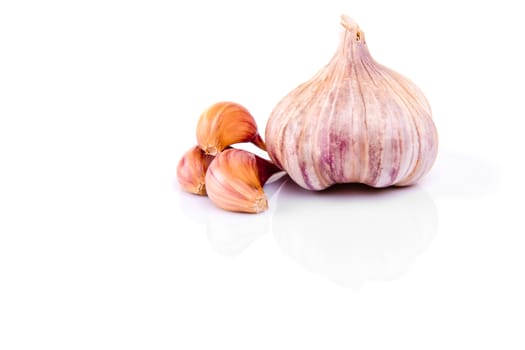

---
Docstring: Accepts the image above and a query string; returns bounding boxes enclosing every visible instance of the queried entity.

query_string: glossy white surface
[1,1,524,349]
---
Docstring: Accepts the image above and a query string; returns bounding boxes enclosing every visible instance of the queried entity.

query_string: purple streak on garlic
[265,15,438,190]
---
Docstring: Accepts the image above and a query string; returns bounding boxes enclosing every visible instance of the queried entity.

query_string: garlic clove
[177,145,215,195]
[196,101,266,155]
[265,15,438,191]
[205,148,280,213]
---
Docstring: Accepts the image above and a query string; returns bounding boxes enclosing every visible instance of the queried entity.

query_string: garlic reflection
[205,210,270,256]
[272,177,438,289]
[179,176,285,256]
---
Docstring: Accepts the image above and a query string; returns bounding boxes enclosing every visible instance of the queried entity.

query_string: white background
[1,0,524,349]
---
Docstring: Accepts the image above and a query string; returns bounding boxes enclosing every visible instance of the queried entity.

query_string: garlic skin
[177,145,215,195]
[205,149,280,213]
[197,101,266,155]
[265,15,438,190]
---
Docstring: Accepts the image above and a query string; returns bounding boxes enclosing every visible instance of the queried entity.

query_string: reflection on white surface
[206,210,270,256]
[179,174,438,287]
[272,178,439,289]
[178,176,286,256]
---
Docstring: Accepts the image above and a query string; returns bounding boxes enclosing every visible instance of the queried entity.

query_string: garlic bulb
[265,15,438,190]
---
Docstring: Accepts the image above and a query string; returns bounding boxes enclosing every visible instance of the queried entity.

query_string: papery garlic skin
[205,149,280,213]
[197,101,266,155]
[177,145,215,195]
[265,15,438,190]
